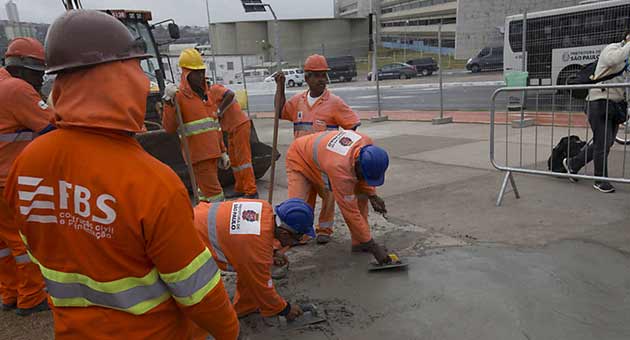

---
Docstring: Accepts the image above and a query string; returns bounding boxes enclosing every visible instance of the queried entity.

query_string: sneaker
[593,181,615,193]
[15,299,49,317]
[244,192,259,199]
[1,302,16,311]
[316,234,331,244]
[224,191,245,199]
[562,158,578,183]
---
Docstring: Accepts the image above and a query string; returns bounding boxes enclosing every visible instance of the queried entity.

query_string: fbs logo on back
[17,176,117,226]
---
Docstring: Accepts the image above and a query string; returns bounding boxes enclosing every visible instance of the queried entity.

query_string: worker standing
[0,37,54,316]
[4,11,239,339]
[194,198,314,320]
[274,54,361,244]
[285,130,391,264]
[207,83,258,199]
[162,48,230,203]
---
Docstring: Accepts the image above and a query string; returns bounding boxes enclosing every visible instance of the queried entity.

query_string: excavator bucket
[136,119,276,201]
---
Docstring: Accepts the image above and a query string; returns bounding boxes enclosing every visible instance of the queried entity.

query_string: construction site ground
[2,119,630,340]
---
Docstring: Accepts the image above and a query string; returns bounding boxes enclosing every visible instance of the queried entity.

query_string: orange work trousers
[306,190,335,236]
[193,158,224,202]
[0,196,47,309]
[287,169,369,245]
[228,121,257,196]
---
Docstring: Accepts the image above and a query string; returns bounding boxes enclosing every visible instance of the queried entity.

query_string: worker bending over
[194,198,314,320]
[286,130,391,264]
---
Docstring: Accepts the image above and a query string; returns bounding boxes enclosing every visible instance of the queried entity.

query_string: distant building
[5,0,19,22]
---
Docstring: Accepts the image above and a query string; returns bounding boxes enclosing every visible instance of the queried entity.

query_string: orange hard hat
[304,54,329,72]
[4,37,45,71]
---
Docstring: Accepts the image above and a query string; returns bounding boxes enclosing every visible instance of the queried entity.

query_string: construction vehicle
[57,1,275,196]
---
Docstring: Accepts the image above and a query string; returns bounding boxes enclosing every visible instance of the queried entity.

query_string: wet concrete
[245,239,630,340]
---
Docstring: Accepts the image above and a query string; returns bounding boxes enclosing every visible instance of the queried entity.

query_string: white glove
[163,84,179,104]
[219,153,231,170]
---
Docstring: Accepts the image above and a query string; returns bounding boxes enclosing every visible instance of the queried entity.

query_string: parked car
[466,46,503,73]
[367,63,417,80]
[264,68,304,87]
[327,55,357,82]
[406,57,439,76]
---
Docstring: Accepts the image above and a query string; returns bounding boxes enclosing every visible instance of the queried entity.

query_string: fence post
[370,0,388,123]
[432,20,452,125]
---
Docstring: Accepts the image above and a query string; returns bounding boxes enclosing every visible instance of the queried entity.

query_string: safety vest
[205,203,235,272]
[0,131,35,142]
[18,231,222,316]
[183,117,221,136]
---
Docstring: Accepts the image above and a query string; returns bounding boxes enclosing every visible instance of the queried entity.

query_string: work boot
[15,299,49,317]
[316,234,331,244]
[244,192,259,199]
[224,190,245,199]
[1,302,16,311]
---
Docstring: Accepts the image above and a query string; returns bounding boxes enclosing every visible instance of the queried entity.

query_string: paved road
[249,82,504,112]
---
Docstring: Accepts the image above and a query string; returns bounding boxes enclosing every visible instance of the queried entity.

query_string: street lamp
[204,0,218,83]
[403,19,409,61]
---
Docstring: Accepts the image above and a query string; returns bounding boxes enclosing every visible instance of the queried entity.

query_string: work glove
[362,239,391,265]
[273,250,289,267]
[368,195,387,215]
[162,84,179,105]
[219,153,231,170]
[285,303,304,321]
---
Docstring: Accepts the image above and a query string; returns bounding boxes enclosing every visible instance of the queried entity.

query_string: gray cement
[242,118,630,339]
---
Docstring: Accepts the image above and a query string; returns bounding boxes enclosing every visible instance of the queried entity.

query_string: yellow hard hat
[179,48,206,70]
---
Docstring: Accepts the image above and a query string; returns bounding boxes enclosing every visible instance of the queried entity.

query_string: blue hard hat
[359,145,389,186]
[274,198,315,238]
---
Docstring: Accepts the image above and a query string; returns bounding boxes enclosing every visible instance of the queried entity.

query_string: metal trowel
[279,304,327,330]
[368,252,409,272]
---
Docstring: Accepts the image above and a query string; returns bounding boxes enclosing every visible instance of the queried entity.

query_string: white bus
[504,0,630,87]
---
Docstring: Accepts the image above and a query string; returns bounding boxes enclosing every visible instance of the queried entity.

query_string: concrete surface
[3,119,630,340]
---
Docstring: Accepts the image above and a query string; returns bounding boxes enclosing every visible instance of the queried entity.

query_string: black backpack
[567,61,627,99]
[547,135,587,172]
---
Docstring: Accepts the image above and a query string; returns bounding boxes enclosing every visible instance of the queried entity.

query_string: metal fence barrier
[490,82,630,206]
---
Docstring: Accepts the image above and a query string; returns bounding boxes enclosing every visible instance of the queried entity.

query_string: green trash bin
[505,71,528,87]
[505,71,528,111]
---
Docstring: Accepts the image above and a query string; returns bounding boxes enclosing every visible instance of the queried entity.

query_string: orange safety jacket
[0,67,55,188]
[281,89,360,139]
[163,69,225,164]
[207,84,250,133]
[3,60,238,340]
[193,200,287,317]
[286,130,377,242]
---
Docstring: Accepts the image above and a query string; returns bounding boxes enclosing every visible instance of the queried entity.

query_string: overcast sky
[2,0,335,26]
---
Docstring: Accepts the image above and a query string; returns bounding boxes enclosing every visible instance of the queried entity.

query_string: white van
[264,68,305,87]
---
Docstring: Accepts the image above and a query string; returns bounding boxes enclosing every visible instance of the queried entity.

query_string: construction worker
[285,129,392,264]
[207,83,258,199]
[3,10,239,339]
[274,54,361,244]
[193,198,314,320]
[162,48,230,203]
[0,37,53,316]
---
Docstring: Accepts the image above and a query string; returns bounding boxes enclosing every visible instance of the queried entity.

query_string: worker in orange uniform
[274,54,361,245]
[162,48,230,203]
[0,37,54,316]
[194,198,314,320]
[3,11,239,339]
[285,129,391,264]
[207,84,258,198]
